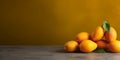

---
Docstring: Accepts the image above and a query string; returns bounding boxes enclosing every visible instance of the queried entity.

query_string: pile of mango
[64,21,120,53]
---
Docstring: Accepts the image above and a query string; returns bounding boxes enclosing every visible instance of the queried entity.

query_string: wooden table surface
[0,46,120,60]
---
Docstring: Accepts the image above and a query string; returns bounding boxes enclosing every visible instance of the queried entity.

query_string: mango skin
[64,41,78,52]
[107,40,120,53]
[91,26,104,41]
[105,27,117,42]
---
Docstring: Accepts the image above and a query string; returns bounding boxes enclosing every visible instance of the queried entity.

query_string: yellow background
[0,0,120,45]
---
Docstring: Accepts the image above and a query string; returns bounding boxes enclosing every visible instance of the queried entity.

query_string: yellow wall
[0,0,120,45]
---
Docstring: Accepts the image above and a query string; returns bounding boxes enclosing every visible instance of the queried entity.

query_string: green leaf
[102,20,110,32]
[93,48,106,53]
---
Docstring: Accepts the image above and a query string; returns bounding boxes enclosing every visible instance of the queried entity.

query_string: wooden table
[0,46,120,60]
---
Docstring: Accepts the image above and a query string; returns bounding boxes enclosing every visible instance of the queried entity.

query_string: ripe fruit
[79,40,97,53]
[107,40,120,53]
[91,26,104,41]
[96,40,107,48]
[63,20,120,53]
[76,32,90,43]
[64,40,78,52]
[105,27,117,42]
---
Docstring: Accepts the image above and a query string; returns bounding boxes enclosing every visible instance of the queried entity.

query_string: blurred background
[0,0,120,45]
